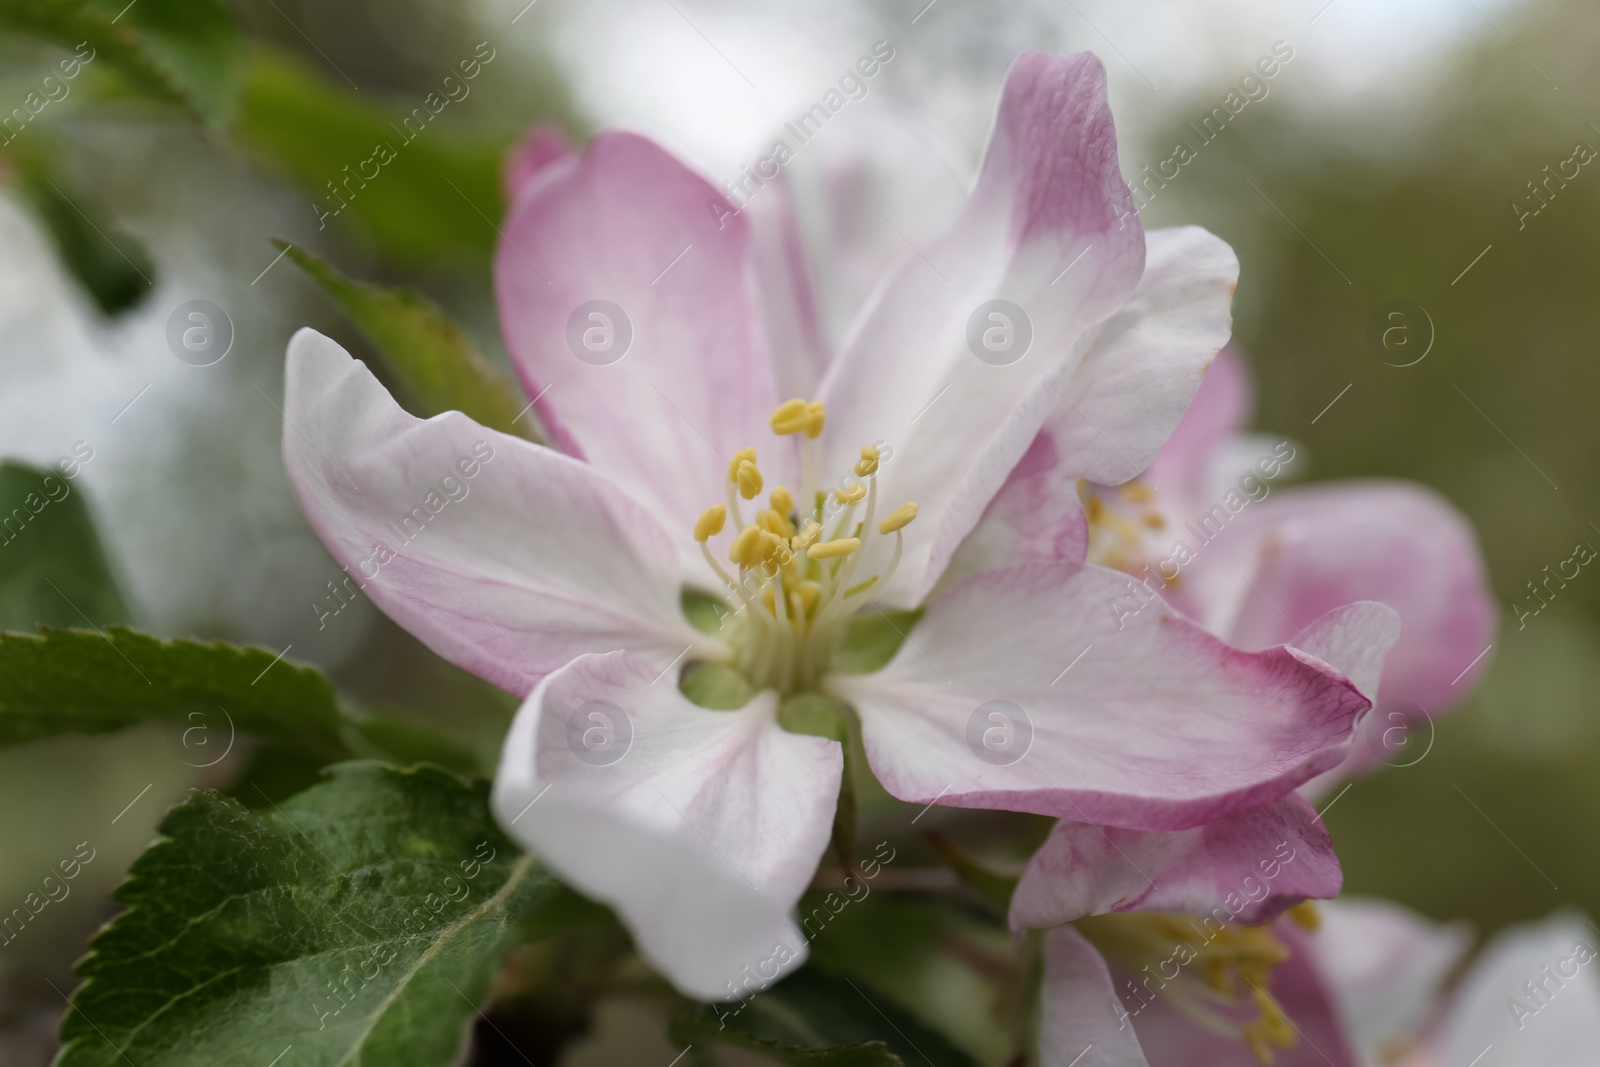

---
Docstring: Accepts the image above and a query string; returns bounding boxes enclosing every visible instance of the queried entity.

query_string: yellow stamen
[792,521,821,552]
[853,444,881,477]
[769,399,811,436]
[804,401,826,439]
[878,501,918,535]
[1122,480,1154,503]
[729,525,764,568]
[808,537,861,561]
[736,460,764,500]
[757,508,796,539]
[1286,901,1321,932]
[770,485,794,517]
[693,504,727,543]
[726,446,757,482]
[833,481,867,505]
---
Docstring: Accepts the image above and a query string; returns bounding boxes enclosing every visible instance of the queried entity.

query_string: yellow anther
[729,524,764,568]
[769,485,794,517]
[792,522,821,552]
[1242,1024,1273,1065]
[693,504,727,543]
[805,401,826,438]
[878,501,918,535]
[1286,901,1321,932]
[757,508,795,539]
[1143,512,1166,529]
[853,444,881,477]
[726,446,757,482]
[1122,480,1154,503]
[807,537,861,561]
[833,481,867,505]
[796,580,822,613]
[736,460,764,501]
[769,398,812,436]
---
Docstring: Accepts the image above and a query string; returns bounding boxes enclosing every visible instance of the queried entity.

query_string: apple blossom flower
[281,51,1375,1001]
[1067,898,1600,1067]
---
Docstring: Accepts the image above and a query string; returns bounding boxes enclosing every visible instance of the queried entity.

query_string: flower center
[1082,478,1169,578]
[691,399,918,695]
[1074,904,1319,1065]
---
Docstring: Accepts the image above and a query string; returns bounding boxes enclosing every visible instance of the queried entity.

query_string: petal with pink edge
[1200,481,1495,710]
[491,651,841,1002]
[830,562,1370,831]
[1038,926,1151,1066]
[495,131,789,566]
[282,329,716,696]
[1010,795,1341,931]
[503,124,574,206]
[1042,226,1239,486]
[817,51,1146,607]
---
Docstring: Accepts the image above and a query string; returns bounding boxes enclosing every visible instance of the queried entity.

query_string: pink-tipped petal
[1143,346,1254,505]
[818,51,1146,607]
[1011,796,1342,931]
[491,651,841,1002]
[503,124,575,206]
[495,131,790,565]
[1039,926,1152,1067]
[1193,481,1494,787]
[1044,226,1239,486]
[831,562,1370,831]
[281,329,715,696]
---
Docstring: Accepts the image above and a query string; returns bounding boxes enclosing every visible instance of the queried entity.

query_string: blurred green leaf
[0,460,129,630]
[705,967,977,1067]
[924,831,1019,916]
[56,762,555,1067]
[670,1011,903,1067]
[348,708,483,777]
[238,49,506,264]
[0,0,243,125]
[0,627,349,762]
[13,159,153,314]
[280,242,534,438]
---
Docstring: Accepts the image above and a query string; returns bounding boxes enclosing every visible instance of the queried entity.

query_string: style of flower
[282,51,1375,1001]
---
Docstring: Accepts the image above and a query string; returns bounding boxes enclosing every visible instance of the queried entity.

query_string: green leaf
[56,762,557,1067]
[832,608,924,674]
[924,831,1020,916]
[280,242,534,439]
[236,50,509,264]
[682,588,735,635]
[670,1011,902,1066]
[348,709,484,778]
[680,661,756,710]
[0,0,243,125]
[13,158,154,315]
[0,461,130,630]
[0,627,348,762]
[706,968,976,1067]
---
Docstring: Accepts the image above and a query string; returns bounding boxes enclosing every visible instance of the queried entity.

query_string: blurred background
[0,0,1595,1060]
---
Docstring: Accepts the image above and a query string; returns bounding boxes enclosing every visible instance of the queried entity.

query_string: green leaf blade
[57,762,556,1067]
[0,627,347,761]
[281,243,534,440]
